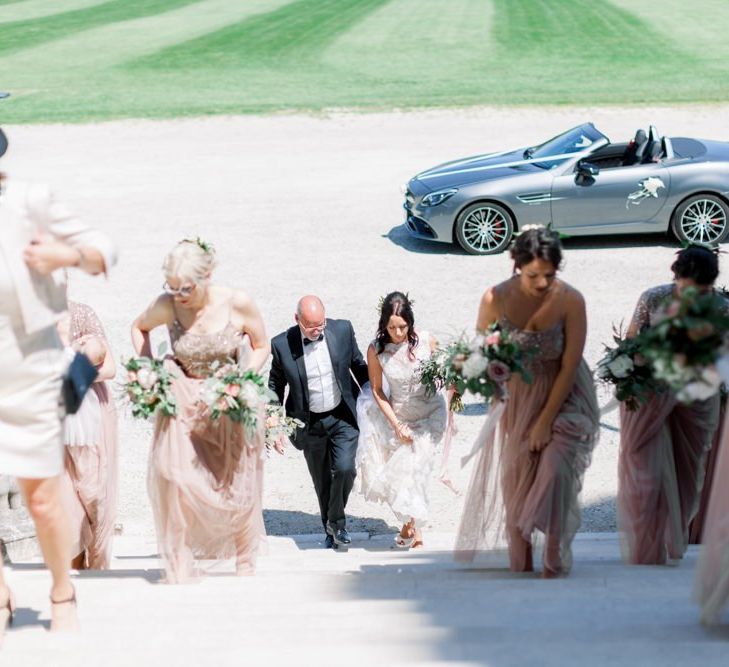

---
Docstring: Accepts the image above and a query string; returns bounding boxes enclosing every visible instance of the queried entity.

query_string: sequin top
[500,316,565,375]
[168,319,242,379]
[629,284,675,332]
[68,301,107,343]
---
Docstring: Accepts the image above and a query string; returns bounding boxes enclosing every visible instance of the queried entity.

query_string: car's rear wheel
[455,202,514,255]
[671,194,729,245]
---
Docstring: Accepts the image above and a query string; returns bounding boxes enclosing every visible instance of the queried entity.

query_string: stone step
[1,533,726,666]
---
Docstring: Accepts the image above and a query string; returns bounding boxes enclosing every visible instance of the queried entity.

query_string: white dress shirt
[302,333,341,413]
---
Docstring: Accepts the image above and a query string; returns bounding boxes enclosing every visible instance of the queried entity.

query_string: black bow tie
[304,334,324,346]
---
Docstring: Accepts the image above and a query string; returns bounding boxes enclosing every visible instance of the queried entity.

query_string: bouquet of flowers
[596,324,663,411]
[265,405,304,451]
[637,287,729,404]
[420,323,530,406]
[123,352,177,420]
[200,361,274,436]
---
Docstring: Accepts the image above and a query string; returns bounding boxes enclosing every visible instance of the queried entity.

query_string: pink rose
[633,353,647,367]
[485,331,501,346]
[215,397,229,412]
[665,302,681,318]
[127,370,138,383]
[452,353,467,371]
[687,322,715,342]
[225,383,241,397]
[487,360,511,383]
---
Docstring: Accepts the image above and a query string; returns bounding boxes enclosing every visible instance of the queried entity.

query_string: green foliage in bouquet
[201,361,275,436]
[636,287,729,403]
[420,323,530,407]
[596,324,664,411]
[265,404,305,451]
[123,345,177,420]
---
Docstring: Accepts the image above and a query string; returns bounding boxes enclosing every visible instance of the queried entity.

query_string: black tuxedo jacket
[268,318,369,450]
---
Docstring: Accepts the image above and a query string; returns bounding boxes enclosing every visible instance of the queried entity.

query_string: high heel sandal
[0,588,15,627]
[50,586,79,632]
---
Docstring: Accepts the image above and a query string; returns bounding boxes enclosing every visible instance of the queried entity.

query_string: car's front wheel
[454,202,514,255]
[671,194,729,245]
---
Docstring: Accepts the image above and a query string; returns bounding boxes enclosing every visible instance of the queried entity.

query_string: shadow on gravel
[263,509,392,538]
[385,223,681,256]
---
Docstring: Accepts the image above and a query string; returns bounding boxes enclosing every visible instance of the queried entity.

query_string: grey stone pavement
[2,107,729,661]
[2,533,728,665]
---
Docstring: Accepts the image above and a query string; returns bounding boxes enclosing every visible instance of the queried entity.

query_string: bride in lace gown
[356,292,446,548]
[131,239,271,583]
[455,227,599,577]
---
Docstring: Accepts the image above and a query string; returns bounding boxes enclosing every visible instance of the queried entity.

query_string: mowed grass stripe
[0,0,204,56]
[0,0,293,72]
[131,0,393,68]
[320,0,493,95]
[494,0,689,62]
[0,0,107,24]
[609,0,729,62]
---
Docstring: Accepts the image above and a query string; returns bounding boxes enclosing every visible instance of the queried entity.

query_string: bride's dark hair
[375,291,419,358]
[671,245,719,286]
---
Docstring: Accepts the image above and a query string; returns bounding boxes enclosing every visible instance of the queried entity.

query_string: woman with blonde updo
[131,238,270,582]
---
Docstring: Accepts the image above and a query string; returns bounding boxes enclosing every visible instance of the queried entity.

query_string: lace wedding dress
[356,333,446,525]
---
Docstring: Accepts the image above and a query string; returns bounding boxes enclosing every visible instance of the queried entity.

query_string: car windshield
[527,125,607,164]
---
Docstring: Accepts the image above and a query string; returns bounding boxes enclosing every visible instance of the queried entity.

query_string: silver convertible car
[403,123,729,254]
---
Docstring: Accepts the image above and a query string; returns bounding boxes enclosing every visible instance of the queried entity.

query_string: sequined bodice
[169,320,242,378]
[500,317,564,374]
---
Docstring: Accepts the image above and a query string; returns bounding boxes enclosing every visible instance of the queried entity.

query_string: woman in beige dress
[131,239,270,583]
[0,135,117,640]
[58,301,118,570]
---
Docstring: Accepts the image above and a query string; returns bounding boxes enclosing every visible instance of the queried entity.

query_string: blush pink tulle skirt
[618,393,719,565]
[148,362,266,583]
[61,382,118,569]
[456,359,599,575]
[695,414,729,624]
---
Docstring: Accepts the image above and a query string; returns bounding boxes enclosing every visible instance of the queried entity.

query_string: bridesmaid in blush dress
[618,246,725,565]
[131,239,271,583]
[455,227,599,577]
[58,301,118,570]
[695,395,729,625]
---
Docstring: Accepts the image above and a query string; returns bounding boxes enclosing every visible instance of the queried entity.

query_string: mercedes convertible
[403,123,729,254]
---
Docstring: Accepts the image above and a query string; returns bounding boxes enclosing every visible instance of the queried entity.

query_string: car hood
[413,147,544,191]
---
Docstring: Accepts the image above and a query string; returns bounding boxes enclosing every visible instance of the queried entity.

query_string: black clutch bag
[62,352,99,415]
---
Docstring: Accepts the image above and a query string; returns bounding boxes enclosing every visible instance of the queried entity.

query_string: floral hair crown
[182,237,214,254]
[512,223,570,241]
[680,241,722,256]
[377,292,414,314]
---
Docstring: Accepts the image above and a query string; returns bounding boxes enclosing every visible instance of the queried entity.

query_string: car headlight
[421,188,458,207]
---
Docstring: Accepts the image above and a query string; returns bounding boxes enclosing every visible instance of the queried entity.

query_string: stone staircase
[1,533,727,665]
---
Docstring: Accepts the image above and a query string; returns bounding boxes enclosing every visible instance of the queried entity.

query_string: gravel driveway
[4,105,728,537]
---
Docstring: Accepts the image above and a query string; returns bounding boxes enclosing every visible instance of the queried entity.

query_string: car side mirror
[577,161,599,177]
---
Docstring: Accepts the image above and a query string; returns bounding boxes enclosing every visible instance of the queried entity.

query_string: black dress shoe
[324,534,334,549]
[332,527,351,546]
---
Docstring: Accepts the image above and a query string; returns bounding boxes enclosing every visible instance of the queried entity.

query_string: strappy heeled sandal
[50,586,79,632]
[0,588,15,628]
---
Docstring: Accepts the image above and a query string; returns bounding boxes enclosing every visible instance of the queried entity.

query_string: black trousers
[302,403,359,531]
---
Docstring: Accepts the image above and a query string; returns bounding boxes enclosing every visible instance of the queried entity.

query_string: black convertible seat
[622,129,648,166]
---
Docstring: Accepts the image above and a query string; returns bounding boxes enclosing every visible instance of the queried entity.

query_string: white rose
[137,368,158,390]
[607,355,634,379]
[677,379,718,403]
[462,354,489,380]
[240,382,261,407]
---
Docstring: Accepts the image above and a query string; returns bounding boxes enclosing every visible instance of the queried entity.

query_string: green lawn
[2,0,729,123]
